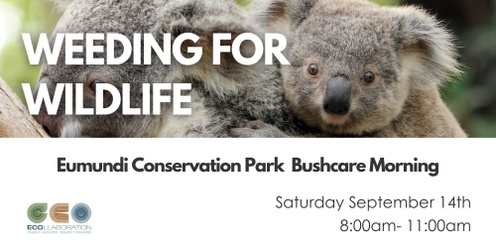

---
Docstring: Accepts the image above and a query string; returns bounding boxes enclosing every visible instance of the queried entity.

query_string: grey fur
[34,0,301,137]
[248,0,467,137]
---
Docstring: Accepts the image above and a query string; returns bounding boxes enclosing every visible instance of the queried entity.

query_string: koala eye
[364,71,375,84]
[307,64,319,76]
[88,79,104,94]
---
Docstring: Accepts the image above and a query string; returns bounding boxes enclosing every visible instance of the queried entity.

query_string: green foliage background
[0,0,58,97]
[0,0,494,137]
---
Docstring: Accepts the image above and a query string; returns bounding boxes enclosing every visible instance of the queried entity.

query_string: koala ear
[47,0,72,13]
[157,0,259,48]
[392,6,462,86]
[154,0,269,69]
[249,0,317,36]
[153,0,269,96]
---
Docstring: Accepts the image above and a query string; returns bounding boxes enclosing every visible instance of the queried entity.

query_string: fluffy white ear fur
[47,0,72,12]
[390,6,461,86]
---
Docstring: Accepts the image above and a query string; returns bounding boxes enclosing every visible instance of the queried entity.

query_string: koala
[248,0,468,137]
[33,0,302,137]
[34,0,164,137]
[150,0,302,137]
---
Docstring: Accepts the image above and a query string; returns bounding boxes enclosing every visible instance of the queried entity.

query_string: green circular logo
[27,203,47,223]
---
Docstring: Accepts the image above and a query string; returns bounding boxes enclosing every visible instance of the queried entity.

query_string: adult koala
[32,0,301,137]
[248,0,467,137]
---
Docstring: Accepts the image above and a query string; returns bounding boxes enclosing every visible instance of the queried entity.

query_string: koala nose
[34,108,62,137]
[323,77,352,116]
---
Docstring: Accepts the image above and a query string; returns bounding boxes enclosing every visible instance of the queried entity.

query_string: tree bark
[0,77,49,138]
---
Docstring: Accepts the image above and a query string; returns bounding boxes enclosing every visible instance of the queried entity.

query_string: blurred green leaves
[373,0,400,6]
[0,0,58,96]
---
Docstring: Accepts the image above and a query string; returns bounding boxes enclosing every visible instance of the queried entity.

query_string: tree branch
[0,77,49,138]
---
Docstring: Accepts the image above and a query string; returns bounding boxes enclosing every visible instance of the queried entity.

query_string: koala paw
[229,120,289,138]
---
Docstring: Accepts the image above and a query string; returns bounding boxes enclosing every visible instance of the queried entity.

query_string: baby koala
[245,0,467,137]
